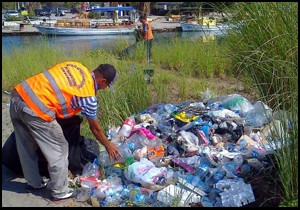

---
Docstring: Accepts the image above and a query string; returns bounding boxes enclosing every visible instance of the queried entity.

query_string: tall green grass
[119,36,232,78]
[225,2,298,206]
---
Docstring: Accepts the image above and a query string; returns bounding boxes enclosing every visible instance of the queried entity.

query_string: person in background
[9,61,121,201]
[139,16,154,62]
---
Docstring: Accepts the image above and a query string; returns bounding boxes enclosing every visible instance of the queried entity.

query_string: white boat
[34,19,136,36]
[181,18,230,32]
[181,23,225,32]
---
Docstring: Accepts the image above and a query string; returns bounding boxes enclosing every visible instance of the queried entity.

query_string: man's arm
[86,118,122,161]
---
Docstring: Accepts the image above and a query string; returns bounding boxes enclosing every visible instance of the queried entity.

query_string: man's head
[139,16,146,23]
[93,64,118,93]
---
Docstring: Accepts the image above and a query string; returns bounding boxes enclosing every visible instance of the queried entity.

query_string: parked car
[4,10,19,18]
[40,8,52,16]
[55,7,67,16]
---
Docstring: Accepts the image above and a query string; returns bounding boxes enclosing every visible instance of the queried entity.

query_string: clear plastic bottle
[195,163,210,180]
[104,184,123,197]
[120,187,130,199]
[164,103,178,117]
[213,166,226,183]
[223,162,238,178]
[105,166,123,177]
[98,145,133,167]
[81,158,101,178]
[233,154,244,167]
[118,116,136,138]
[201,197,215,207]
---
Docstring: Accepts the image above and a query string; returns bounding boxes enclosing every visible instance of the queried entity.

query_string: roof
[91,6,136,12]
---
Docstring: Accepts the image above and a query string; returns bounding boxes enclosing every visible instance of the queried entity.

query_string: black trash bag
[80,136,100,166]
[2,115,95,177]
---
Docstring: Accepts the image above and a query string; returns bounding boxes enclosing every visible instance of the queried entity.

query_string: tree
[138,2,151,18]
[27,2,42,15]
[2,2,15,10]
[110,2,119,7]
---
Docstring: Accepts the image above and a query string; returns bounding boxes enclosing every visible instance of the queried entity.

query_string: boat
[34,19,136,36]
[181,18,226,32]
[34,6,138,36]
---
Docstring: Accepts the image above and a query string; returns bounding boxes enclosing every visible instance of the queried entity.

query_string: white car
[4,10,19,18]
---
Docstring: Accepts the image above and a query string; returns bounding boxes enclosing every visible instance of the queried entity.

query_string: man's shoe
[25,181,47,193]
[51,190,76,201]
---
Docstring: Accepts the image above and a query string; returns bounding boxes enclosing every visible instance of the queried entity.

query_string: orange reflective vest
[14,61,96,121]
[142,21,153,40]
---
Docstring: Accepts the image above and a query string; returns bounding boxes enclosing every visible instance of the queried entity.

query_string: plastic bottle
[105,166,123,177]
[104,184,124,197]
[223,162,238,178]
[167,144,180,157]
[240,163,251,177]
[180,117,203,131]
[130,193,148,206]
[98,145,133,167]
[195,163,210,180]
[80,176,99,189]
[118,116,136,138]
[241,146,266,160]
[196,129,210,145]
[201,197,215,207]
[164,103,178,117]
[103,193,123,206]
[123,133,144,151]
[120,187,130,199]
[233,154,244,167]
[213,171,225,184]
[81,158,101,178]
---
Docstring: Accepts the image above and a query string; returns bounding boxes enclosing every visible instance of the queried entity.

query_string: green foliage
[279,198,298,207]
[88,12,102,19]
[2,2,15,10]
[2,36,68,91]
[225,2,298,204]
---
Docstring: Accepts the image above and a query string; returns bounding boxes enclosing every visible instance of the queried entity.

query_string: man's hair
[95,64,117,85]
[139,16,146,21]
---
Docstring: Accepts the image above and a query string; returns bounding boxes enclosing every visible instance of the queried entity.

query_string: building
[155,2,184,10]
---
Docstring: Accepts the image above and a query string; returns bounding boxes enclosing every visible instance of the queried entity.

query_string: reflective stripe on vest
[15,62,95,121]
[20,80,56,118]
[43,70,70,118]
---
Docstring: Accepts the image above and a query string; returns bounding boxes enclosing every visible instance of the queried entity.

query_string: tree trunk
[138,2,151,18]
[110,2,119,7]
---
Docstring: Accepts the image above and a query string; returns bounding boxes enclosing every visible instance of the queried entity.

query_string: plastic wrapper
[124,158,168,188]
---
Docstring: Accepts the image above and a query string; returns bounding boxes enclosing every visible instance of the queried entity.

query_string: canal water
[2,31,227,56]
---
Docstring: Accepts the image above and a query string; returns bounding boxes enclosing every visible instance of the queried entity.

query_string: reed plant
[2,34,240,134]
[2,36,68,90]
[225,2,298,206]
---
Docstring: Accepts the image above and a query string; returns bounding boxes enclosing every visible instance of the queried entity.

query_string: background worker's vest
[14,61,96,121]
[142,21,153,40]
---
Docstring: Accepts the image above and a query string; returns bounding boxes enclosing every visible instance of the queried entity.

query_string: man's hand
[105,142,123,162]
[87,118,123,161]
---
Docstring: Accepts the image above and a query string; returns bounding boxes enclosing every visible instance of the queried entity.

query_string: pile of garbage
[71,93,287,207]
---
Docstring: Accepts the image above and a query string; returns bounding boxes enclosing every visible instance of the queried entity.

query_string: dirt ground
[1,79,283,207]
